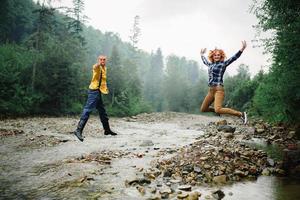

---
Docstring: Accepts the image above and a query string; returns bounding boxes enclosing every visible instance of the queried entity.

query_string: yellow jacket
[88,64,109,94]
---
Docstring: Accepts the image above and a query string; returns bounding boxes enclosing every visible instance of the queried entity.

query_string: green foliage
[251,0,300,124]
[0,0,35,44]
[0,44,40,115]
[224,64,252,111]
[34,36,85,114]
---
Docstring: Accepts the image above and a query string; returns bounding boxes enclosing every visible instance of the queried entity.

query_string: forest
[0,0,299,127]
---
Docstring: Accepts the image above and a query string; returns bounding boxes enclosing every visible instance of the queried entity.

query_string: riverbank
[0,112,299,199]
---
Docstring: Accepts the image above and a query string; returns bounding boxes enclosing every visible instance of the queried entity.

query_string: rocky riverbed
[0,112,299,200]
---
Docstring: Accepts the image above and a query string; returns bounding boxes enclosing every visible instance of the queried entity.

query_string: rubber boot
[103,121,117,136]
[74,119,87,141]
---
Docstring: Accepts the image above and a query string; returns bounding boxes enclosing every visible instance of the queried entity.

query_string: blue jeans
[80,90,109,129]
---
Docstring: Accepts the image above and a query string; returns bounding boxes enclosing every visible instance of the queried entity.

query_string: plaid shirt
[201,50,242,86]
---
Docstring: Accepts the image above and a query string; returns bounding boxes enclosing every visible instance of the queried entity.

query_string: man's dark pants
[80,89,109,130]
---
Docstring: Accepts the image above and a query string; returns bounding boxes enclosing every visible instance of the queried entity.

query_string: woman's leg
[214,88,242,117]
[200,89,215,112]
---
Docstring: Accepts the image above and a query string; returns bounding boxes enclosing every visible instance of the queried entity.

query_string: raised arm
[200,48,210,66]
[224,41,247,67]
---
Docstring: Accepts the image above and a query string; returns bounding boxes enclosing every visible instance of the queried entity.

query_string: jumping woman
[200,41,247,124]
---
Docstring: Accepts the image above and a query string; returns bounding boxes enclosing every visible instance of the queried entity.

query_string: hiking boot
[241,112,248,125]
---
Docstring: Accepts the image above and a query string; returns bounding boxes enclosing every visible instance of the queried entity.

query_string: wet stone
[267,158,275,167]
[182,171,189,175]
[212,189,225,200]
[163,169,172,177]
[188,191,201,200]
[178,185,192,191]
[159,186,172,194]
[212,175,227,184]
[193,166,201,173]
[204,164,211,169]
[177,193,188,199]
[183,165,194,173]
[256,128,265,134]
[170,179,181,184]
[262,168,271,176]
[160,192,169,199]
[217,125,236,133]
[126,178,151,186]
[215,120,228,126]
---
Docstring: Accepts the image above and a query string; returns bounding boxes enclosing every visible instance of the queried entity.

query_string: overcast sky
[54,0,270,75]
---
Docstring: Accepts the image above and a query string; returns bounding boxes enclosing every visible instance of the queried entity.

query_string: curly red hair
[208,49,226,62]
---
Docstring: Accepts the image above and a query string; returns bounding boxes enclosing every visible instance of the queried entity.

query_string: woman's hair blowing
[208,49,226,62]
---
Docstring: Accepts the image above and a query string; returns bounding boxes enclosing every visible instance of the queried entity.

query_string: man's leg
[74,90,99,141]
[96,94,117,135]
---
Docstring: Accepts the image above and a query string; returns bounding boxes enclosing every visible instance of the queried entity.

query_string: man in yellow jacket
[74,55,117,142]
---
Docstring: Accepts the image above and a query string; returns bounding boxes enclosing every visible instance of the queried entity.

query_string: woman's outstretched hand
[240,40,247,52]
[200,48,207,55]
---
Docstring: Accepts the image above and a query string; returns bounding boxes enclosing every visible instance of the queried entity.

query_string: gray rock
[163,169,172,177]
[217,125,236,133]
[183,165,194,173]
[160,192,169,199]
[194,166,202,173]
[262,168,271,176]
[267,158,275,167]
[212,189,225,200]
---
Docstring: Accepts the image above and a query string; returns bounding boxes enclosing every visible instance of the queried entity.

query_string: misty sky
[54,0,270,75]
